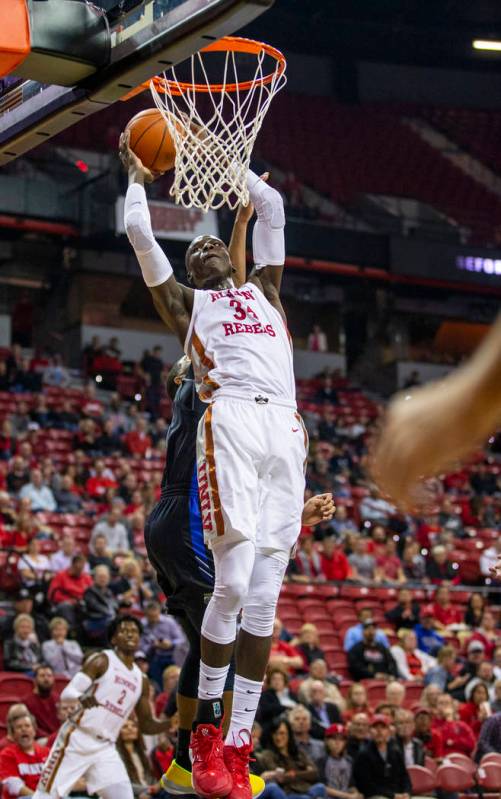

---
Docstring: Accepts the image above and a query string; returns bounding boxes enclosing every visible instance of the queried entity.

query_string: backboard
[0,0,274,167]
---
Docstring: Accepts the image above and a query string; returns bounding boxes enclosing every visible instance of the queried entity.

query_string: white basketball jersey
[78,650,143,742]
[185,282,295,402]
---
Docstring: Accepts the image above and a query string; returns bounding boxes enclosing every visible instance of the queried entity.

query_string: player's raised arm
[372,314,501,509]
[228,172,269,288]
[245,169,287,318]
[60,652,108,708]
[119,131,193,344]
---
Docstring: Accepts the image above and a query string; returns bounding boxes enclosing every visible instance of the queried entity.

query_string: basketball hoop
[149,36,286,211]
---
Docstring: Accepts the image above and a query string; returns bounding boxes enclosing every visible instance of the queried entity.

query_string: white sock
[225,674,263,747]
[198,662,230,701]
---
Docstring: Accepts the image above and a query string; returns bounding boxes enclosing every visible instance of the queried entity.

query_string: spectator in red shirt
[24,665,60,738]
[459,680,490,738]
[376,538,406,584]
[47,553,92,627]
[320,536,351,581]
[468,611,500,660]
[154,665,181,717]
[366,525,387,558]
[0,712,48,799]
[432,693,476,756]
[85,458,118,498]
[269,618,303,674]
[124,418,152,458]
[432,586,462,632]
[413,707,443,758]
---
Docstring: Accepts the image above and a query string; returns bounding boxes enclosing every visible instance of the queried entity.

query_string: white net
[149,37,287,212]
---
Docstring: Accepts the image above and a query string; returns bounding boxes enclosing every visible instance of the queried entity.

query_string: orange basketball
[125,108,177,173]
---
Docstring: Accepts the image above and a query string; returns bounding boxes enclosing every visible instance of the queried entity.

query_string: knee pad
[201,576,249,645]
[240,555,286,638]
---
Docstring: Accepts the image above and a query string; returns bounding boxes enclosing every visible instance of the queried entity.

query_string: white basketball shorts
[34,724,129,798]
[197,391,308,560]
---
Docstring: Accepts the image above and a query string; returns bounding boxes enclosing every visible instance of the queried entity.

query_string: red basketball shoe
[190,723,233,799]
[223,736,254,799]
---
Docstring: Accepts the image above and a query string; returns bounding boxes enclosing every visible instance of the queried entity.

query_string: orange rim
[122,36,286,100]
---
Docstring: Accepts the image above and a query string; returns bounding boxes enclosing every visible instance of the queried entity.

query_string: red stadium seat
[407,765,436,796]
[364,680,388,703]
[445,754,476,775]
[437,764,475,792]
[477,762,501,791]
[0,673,31,697]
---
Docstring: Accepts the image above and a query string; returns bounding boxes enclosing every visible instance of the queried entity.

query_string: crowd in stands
[0,345,500,798]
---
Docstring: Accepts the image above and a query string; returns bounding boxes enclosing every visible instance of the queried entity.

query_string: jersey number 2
[117,689,127,705]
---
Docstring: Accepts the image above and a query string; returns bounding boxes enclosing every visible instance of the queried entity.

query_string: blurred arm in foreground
[371,314,501,511]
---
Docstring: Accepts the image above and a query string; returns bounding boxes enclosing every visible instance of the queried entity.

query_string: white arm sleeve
[124,183,173,287]
[247,169,285,269]
[60,671,93,701]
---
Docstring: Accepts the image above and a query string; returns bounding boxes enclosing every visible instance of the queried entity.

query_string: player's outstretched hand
[236,172,269,225]
[119,130,163,184]
[302,493,335,526]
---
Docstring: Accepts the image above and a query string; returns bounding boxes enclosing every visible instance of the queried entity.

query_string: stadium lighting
[473,39,501,52]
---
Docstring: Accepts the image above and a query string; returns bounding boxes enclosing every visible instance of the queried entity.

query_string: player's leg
[99,783,134,799]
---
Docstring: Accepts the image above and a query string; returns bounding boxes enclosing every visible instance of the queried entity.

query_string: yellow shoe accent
[250,774,265,798]
[160,760,265,798]
[160,760,194,795]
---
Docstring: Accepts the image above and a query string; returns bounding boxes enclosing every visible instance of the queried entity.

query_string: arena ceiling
[242,0,501,69]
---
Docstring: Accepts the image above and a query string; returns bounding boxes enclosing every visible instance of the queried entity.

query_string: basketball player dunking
[120,130,310,799]
[143,200,334,796]
[33,616,170,799]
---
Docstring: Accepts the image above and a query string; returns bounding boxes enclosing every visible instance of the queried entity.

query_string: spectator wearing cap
[343,609,390,653]
[459,680,490,737]
[385,589,420,632]
[431,693,475,757]
[414,606,444,657]
[288,705,325,767]
[394,709,425,768]
[391,630,436,682]
[47,553,93,628]
[353,715,411,799]
[347,619,397,681]
[413,707,442,759]
[307,681,342,739]
[449,640,486,702]
[321,724,358,799]
[134,651,150,675]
